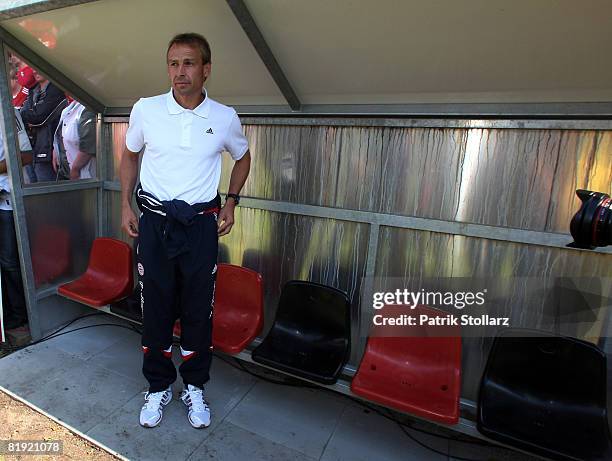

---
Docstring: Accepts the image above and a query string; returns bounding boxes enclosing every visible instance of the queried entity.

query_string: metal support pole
[225,0,301,111]
[95,114,106,237]
[0,42,40,339]
[356,223,380,357]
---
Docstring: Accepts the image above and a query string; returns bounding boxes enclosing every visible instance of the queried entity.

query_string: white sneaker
[180,384,211,428]
[139,387,172,428]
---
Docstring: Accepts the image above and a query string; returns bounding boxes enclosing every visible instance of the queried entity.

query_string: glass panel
[24,189,97,289]
[6,49,98,186]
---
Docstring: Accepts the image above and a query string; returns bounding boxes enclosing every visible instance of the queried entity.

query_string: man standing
[53,100,97,180]
[0,108,33,331]
[20,70,66,182]
[120,33,250,429]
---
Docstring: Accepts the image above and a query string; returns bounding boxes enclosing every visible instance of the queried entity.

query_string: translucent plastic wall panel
[108,190,131,244]
[375,226,612,401]
[110,123,127,182]
[220,125,612,233]
[110,122,143,182]
[220,207,369,365]
[24,189,96,289]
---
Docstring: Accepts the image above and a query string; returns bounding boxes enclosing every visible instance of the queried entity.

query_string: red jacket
[13,86,28,108]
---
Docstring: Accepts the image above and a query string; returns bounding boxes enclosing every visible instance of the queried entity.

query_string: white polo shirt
[125,89,248,205]
[0,109,32,211]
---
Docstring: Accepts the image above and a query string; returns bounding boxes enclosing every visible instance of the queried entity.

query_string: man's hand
[218,151,250,236]
[217,201,235,236]
[120,146,140,237]
[122,204,139,237]
[69,166,79,180]
[52,149,58,173]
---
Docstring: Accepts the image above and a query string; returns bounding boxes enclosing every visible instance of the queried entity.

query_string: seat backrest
[479,330,610,460]
[275,281,351,338]
[88,238,133,281]
[483,330,607,409]
[216,263,263,315]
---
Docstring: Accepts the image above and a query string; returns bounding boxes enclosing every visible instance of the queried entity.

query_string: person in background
[0,108,33,330]
[16,62,36,92]
[20,69,66,182]
[11,68,29,109]
[53,100,96,180]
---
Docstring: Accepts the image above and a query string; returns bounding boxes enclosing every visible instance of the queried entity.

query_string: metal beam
[103,180,121,191]
[104,104,612,128]
[103,108,132,118]
[0,43,41,339]
[95,114,106,237]
[231,102,612,119]
[21,179,102,195]
[103,113,612,131]
[239,117,612,131]
[0,0,100,20]
[225,0,301,111]
[0,25,105,113]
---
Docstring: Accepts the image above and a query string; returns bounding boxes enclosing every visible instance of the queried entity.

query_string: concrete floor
[0,313,540,461]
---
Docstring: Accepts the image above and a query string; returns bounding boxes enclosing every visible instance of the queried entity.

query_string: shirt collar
[166,88,210,118]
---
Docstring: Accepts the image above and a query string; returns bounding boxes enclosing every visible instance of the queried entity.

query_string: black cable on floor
[352,397,494,447]
[1,312,141,352]
[396,422,486,461]
[223,355,314,388]
[212,353,503,461]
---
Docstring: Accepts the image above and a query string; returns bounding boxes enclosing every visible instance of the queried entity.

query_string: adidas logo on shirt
[205,128,213,134]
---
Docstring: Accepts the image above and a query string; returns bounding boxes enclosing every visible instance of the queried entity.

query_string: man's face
[167,43,210,98]
[33,69,45,84]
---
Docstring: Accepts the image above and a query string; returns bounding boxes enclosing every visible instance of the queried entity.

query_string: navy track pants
[138,210,218,392]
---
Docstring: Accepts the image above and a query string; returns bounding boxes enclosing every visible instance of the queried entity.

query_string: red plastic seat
[351,305,462,424]
[58,238,133,307]
[31,224,70,286]
[174,263,264,354]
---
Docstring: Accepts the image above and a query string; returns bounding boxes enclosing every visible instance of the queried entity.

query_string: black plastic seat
[252,281,351,384]
[478,329,611,461]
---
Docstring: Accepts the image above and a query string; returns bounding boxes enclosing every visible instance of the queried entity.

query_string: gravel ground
[0,389,122,461]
